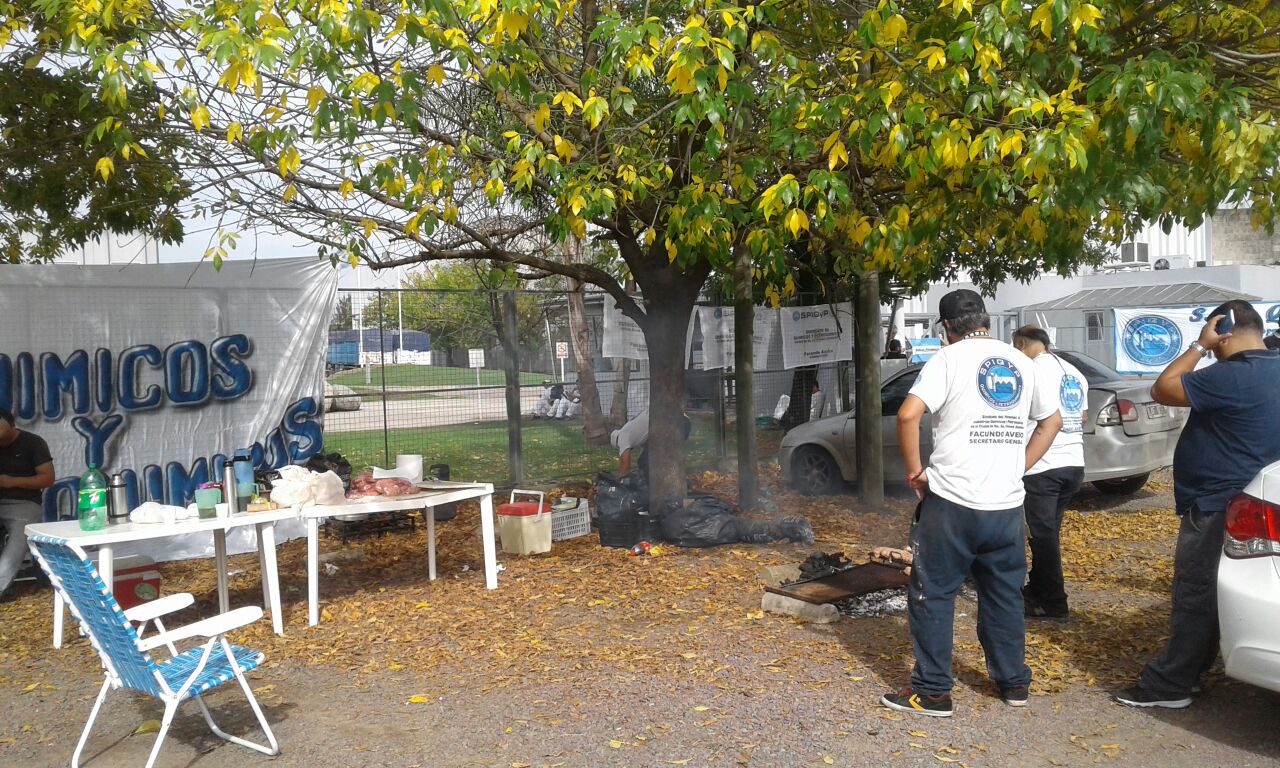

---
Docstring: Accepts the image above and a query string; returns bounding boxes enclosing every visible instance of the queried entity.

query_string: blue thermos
[232,451,255,487]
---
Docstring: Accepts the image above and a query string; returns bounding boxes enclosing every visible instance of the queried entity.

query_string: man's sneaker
[1001,685,1030,707]
[1024,598,1069,623]
[881,688,954,718]
[1112,686,1192,709]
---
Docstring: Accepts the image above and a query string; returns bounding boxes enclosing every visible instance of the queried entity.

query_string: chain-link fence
[322,287,863,486]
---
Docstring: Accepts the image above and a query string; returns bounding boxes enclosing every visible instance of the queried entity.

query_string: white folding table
[26,508,297,647]
[301,481,498,626]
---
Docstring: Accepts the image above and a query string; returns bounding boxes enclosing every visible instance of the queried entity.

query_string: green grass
[323,414,726,483]
[328,365,548,390]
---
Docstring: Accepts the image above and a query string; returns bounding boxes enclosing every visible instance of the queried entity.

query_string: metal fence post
[377,288,390,466]
[502,291,524,483]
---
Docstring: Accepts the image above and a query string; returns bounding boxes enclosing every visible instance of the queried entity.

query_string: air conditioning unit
[1120,242,1150,263]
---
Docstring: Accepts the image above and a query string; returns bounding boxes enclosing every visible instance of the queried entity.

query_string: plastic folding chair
[27,535,280,768]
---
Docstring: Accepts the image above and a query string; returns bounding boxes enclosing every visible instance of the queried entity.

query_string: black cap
[938,289,986,321]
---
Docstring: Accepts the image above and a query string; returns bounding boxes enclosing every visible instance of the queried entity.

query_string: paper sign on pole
[555,341,569,360]
[695,306,778,370]
[602,296,648,360]
[468,349,485,368]
[780,302,854,369]
[1113,302,1280,374]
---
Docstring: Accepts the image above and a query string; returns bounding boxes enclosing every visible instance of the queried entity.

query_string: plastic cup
[194,488,221,519]
[236,482,256,511]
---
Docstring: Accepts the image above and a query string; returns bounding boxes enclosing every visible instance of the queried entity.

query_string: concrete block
[761,592,841,624]
[757,564,802,586]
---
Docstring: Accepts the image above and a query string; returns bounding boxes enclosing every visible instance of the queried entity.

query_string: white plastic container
[551,497,592,541]
[497,490,552,555]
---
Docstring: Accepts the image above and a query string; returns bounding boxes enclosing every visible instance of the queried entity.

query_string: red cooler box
[91,555,162,613]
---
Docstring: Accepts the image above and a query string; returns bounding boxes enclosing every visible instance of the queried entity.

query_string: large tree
[18,0,1280,508]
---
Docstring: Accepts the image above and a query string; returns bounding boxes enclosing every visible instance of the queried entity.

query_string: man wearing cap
[882,290,1062,717]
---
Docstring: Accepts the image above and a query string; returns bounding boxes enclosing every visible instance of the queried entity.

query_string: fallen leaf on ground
[407,695,431,704]
[823,757,834,765]
[132,720,162,736]
[609,740,623,749]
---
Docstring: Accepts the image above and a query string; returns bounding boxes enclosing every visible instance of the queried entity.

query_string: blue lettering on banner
[94,348,114,414]
[977,357,1023,410]
[15,352,36,420]
[119,345,164,411]
[165,340,210,405]
[41,350,91,420]
[1123,315,1183,367]
[72,414,125,468]
[1189,307,1207,323]
[211,334,253,399]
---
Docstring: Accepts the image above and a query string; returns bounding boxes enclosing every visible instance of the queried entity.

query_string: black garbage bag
[659,496,815,548]
[593,471,648,522]
[304,452,354,490]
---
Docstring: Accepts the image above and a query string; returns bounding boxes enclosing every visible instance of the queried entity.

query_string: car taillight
[1225,494,1280,558]
[1096,399,1138,426]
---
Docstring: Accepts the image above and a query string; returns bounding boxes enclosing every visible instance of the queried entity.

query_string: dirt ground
[3,469,1280,768]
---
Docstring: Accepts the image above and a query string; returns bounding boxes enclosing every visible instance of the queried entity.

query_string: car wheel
[1093,473,1151,496]
[791,446,843,496]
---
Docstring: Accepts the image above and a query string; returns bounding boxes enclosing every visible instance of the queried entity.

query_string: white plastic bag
[312,470,346,505]
[772,394,791,421]
[271,465,316,508]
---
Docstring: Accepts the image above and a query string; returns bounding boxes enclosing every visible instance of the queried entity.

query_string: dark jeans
[1140,504,1225,696]
[908,492,1032,696]
[1023,466,1085,612]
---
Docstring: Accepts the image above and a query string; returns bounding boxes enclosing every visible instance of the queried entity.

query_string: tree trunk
[732,246,757,510]
[637,286,698,513]
[609,279,636,428]
[855,272,884,506]
[498,292,524,483]
[567,279,610,445]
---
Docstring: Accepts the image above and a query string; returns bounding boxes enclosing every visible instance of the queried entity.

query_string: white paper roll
[395,454,425,483]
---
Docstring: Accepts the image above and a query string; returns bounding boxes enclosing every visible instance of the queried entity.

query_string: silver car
[779,351,1185,496]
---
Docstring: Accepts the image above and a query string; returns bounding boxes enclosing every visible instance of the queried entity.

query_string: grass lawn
[323,414,727,483]
[328,365,547,391]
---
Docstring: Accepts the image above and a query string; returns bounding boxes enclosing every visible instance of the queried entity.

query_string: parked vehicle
[1219,461,1280,694]
[779,350,1184,496]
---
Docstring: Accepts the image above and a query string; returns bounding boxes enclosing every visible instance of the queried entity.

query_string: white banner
[695,307,777,370]
[1113,302,1280,374]
[0,258,337,559]
[780,303,854,369]
[602,296,648,360]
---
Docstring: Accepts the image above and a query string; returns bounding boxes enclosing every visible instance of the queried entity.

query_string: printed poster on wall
[602,296,648,360]
[780,303,854,369]
[0,258,337,561]
[695,306,778,370]
[1113,302,1280,374]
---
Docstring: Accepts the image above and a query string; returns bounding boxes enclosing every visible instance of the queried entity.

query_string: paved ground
[3,471,1278,768]
[325,387,545,432]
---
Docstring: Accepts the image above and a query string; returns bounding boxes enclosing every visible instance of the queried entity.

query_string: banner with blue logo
[779,302,854,370]
[1113,303,1280,374]
[0,258,337,560]
[693,306,777,370]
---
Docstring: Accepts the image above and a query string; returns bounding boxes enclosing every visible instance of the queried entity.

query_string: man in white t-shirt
[610,409,692,476]
[1013,326,1088,623]
[881,289,1062,718]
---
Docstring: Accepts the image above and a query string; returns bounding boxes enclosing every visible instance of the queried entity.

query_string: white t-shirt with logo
[1026,354,1088,475]
[908,338,1057,510]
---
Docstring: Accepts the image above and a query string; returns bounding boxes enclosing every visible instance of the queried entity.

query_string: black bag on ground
[593,471,648,522]
[660,496,815,548]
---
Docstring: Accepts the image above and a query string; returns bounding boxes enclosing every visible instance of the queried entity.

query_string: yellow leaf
[407,695,431,704]
[553,90,583,116]
[512,763,531,767]
[609,739,623,749]
[415,600,430,608]
[693,706,710,712]
[307,85,327,113]
[664,761,692,767]
[0,738,14,744]
[909,730,927,737]
[827,139,849,171]
[916,46,946,72]
[189,103,210,131]
[681,652,698,660]
[282,183,297,202]
[1101,744,1120,750]
[784,208,809,237]
[226,121,243,144]
[21,683,38,692]
[361,219,378,237]
[878,14,907,45]
[132,719,162,735]
[823,758,834,765]
[94,156,114,182]
[339,178,355,199]
[883,80,903,107]
[1031,1,1054,38]
[1070,3,1103,32]
[427,64,446,86]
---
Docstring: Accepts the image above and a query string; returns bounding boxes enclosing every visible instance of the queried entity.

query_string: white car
[1219,460,1280,693]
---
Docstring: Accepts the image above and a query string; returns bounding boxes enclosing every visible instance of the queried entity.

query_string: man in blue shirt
[1115,300,1280,709]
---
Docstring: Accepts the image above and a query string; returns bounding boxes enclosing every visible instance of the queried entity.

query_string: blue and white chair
[27,535,280,768]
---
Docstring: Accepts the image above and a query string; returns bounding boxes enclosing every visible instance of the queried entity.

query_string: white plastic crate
[551,497,591,541]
